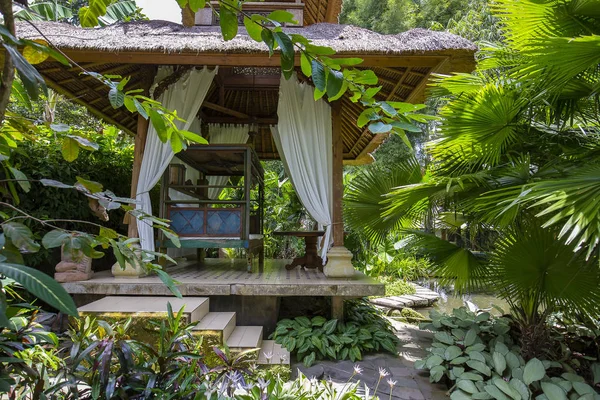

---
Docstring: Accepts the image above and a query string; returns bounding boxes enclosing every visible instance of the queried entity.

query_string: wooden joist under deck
[62,259,384,297]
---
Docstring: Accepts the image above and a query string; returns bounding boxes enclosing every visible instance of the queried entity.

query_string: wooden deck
[62,259,384,297]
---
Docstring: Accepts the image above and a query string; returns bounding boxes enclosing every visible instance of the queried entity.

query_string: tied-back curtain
[206,124,250,199]
[136,66,218,252]
[272,74,333,262]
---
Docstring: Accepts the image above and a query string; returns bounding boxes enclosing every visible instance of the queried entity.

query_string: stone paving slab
[292,320,448,400]
[369,283,440,311]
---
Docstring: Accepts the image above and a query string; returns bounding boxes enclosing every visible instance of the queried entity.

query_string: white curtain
[206,124,250,199]
[136,66,217,252]
[272,74,333,262]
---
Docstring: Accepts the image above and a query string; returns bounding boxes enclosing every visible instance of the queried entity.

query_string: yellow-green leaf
[61,137,79,162]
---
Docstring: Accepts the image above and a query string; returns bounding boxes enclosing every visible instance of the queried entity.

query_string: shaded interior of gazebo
[36,62,440,164]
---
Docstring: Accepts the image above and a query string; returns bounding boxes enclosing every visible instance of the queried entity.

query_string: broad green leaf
[303,351,316,367]
[305,44,336,56]
[261,29,275,56]
[456,379,478,394]
[273,32,294,79]
[464,329,478,346]
[430,365,445,382]
[509,378,530,400]
[326,69,343,99]
[445,345,462,360]
[268,10,296,24]
[460,372,484,381]
[75,177,103,193]
[78,0,112,27]
[244,16,263,42]
[2,222,40,253]
[40,179,73,189]
[450,390,472,400]
[188,0,205,12]
[541,382,567,400]
[300,53,312,77]
[329,57,363,66]
[493,352,506,375]
[156,269,182,298]
[311,60,327,91]
[467,360,491,376]
[160,228,181,248]
[23,40,49,64]
[368,121,392,134]
[426,354,444,369]
[42,230,71,249]
[61,137,79,162]
[9,168,30,193]
[493,378,518,399]
[108,87,125,108]
[149,109,168,142]
[357,108,379,127]
[4,45,47,100]
[220,5,238,41]
[523,358,545,385]
[0,263,77,316]
[434,331,454,345]
[484,385,510,400]
[323,319,337,334]
[67,135,99,151]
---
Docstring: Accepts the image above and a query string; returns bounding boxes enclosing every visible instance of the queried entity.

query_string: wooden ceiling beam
[41,73,135,135]
[55,50,448,68]
[202,101,250,119]
[203,116,278,125]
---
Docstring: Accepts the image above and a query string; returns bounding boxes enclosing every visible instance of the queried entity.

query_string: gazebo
[15,1,476,351]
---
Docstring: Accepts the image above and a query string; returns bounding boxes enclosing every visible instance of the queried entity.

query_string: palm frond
[489,224,600,321]
[430,83,528,174]
[343,158,423,244]
[520,164,600,258]
[399,230,486,294]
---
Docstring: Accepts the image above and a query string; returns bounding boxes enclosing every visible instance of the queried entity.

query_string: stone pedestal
[323,246,356,278]
[111,246,147,278]
[55,247,93,283]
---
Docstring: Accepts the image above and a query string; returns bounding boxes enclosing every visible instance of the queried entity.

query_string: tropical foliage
[417,308,600,400]
[346,0,600,350]
[270,300,399,367]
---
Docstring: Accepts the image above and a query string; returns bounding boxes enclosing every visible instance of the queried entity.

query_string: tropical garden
[0,0,598,398]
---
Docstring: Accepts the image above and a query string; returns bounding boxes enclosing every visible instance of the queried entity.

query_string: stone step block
[78,296,210,323]
[226,326,263,350]
[193,311,236,343]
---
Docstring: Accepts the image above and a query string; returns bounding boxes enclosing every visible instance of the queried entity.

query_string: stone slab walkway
[292,319,448,400]
[370,283,440,310]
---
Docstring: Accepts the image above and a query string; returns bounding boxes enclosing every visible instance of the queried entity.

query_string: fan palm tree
[350,0,600,345]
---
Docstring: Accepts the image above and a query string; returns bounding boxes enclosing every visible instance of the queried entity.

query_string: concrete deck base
[63,258,384,298]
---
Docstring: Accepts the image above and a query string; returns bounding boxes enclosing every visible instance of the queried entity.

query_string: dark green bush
[11,129,135,270]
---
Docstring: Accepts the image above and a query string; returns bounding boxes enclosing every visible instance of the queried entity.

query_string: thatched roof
[14,21,476,165]
[16,21,476,57]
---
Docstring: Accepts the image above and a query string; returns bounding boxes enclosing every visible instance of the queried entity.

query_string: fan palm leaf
[489,223,600,323]
[344,157,423,244]
[399,230,486,293]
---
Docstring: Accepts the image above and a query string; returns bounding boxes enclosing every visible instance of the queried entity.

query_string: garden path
[293,320,447,400]
[370,283,440,311]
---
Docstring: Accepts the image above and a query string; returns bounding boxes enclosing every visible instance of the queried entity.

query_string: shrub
[270,300,399,367]
[378,276,416,297]
[416,308,598,399]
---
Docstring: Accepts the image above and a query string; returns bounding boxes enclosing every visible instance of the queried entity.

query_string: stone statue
[55,246,93,283]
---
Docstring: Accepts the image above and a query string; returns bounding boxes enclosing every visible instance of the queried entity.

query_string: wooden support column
[331,101,344,247]
[127,114,149,238]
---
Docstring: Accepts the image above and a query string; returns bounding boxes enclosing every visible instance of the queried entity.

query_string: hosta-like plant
[417,308,598,399]
[270,300,399,367]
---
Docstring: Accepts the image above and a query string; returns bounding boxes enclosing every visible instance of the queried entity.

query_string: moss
[390,307,428,325]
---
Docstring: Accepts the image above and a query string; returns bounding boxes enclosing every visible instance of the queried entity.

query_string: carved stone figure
[55,246,93,283]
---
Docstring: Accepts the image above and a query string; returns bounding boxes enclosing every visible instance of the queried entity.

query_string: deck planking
[62,258,385,297]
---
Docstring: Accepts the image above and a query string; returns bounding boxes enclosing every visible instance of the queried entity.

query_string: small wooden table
[273,231,325,271]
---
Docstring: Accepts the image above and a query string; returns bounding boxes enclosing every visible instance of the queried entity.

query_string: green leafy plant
[377,276,416,297]
[271,300,399,367]
[417,308,599,399]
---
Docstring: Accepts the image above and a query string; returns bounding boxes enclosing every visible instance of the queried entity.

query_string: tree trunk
[0,0,16,124]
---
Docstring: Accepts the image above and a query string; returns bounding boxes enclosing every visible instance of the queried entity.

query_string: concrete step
[226,326,263,350]
[257,340,290,365]
[193,311,236,342]
[78,296,210,323]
